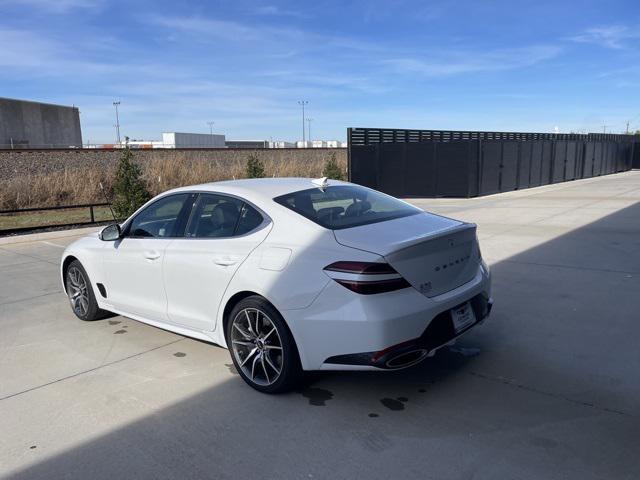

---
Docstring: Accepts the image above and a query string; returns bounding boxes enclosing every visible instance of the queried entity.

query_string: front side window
[186,194,264,238]
[274,185,421,230]
[128,193,192,238]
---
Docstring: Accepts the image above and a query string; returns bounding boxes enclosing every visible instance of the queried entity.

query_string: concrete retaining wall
[0,98,82,148]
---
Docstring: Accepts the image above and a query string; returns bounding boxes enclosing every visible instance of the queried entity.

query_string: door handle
[144,251,161,260]
[213,257,237,266]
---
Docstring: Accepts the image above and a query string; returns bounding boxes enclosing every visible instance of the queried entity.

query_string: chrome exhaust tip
[385,349,429,369]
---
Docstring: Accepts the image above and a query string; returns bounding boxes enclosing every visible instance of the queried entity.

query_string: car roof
[167,177,352,204]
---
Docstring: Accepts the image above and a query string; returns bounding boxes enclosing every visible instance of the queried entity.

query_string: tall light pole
[112,101,121,145]
[207,121,215,136]
[298,100,308,146]
[306,118,313,143]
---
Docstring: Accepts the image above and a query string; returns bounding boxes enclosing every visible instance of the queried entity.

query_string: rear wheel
[65,260,104,321]
[227,296,302,393]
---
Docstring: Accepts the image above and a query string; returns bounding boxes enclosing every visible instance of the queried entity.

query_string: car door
[163,193,271,331]
[102,192,195,321]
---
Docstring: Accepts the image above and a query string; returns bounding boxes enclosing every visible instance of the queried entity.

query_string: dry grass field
[0,153,347,211]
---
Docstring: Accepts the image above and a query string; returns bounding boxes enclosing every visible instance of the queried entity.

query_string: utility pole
[298,100,308,146]
[112,101,121,145]
[207,121,215,136]
[306,118,313,143]
[626,121,630,135]
[602,124,609,134]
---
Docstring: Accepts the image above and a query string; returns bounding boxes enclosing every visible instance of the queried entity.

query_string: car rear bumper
[281,266,492,371]
[324,293,492,369]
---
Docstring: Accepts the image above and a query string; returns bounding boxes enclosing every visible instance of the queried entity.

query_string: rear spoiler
[380,222,477,257]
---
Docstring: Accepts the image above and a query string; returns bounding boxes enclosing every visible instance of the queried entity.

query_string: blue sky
[1,0,639,143]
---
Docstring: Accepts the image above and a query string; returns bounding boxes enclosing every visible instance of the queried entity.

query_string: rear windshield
[274,185,420,230]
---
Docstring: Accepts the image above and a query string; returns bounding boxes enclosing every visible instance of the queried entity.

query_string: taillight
[323,261,411,295]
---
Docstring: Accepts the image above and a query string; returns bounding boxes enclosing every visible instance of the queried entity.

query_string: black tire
[65,260,105,321]
[227,295,302,394]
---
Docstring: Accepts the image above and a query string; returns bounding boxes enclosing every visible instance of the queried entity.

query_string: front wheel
[227,296,302,394]
[65,260,104,321]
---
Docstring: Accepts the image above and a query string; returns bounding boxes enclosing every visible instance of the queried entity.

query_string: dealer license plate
[451,302,476,333]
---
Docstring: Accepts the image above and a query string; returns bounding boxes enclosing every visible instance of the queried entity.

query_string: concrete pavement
[1,171,639,479]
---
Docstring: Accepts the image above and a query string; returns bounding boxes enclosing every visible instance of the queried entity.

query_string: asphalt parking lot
[1,171,639,480]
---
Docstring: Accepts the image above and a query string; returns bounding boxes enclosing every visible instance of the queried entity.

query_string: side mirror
[99,224,121,241]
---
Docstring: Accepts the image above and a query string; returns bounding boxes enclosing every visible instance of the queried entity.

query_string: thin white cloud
[569,25,639,49]
[597,65,640,79]
[146,13,325,46]
[149,15,259,40]
[148,13,560,77]
[0,27,189,83]
[146,13,383,53]
[0,29,57,68]
[256,70,389,94]
[382,45,562,77]
[254,5,309,18]
[0,0,104,13]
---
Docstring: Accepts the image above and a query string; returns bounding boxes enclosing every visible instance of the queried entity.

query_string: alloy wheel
[67,266,89,317]
[230,308,283,386]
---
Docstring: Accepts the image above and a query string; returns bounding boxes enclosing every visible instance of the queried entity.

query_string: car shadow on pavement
[298,344,482,408]
[6,201,640,480]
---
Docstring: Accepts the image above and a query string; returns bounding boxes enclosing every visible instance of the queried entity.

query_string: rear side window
[235,204,264,235]
[274,185,420,230]
[186,194,264,238]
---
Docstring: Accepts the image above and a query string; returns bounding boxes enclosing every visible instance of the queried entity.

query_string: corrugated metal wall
[348,128,636,198]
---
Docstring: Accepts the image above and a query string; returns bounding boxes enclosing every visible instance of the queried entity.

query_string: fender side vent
[96,283,107,298]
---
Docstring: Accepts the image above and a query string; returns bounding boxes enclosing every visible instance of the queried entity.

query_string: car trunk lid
[333,213,479,297]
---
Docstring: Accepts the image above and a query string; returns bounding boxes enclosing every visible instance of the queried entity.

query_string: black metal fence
[348,128,637,198]
[0,203,112,236]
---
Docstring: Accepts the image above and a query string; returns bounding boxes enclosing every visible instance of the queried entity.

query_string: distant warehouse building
[225,140,297,149]
[296,140,347,148]
[269,141,296,148]
[162,132,225,148]
[0,97,82,148]
[225,140,270,149]
[124,132,226,149]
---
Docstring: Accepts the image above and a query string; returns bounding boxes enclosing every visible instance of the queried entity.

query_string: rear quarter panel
[225,224,338,312]
[218,211,383,346]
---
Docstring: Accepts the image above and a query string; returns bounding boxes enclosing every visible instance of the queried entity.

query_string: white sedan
[61,178,492,393]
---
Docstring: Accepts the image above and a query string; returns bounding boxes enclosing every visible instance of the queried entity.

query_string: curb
[0,226,100,246]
